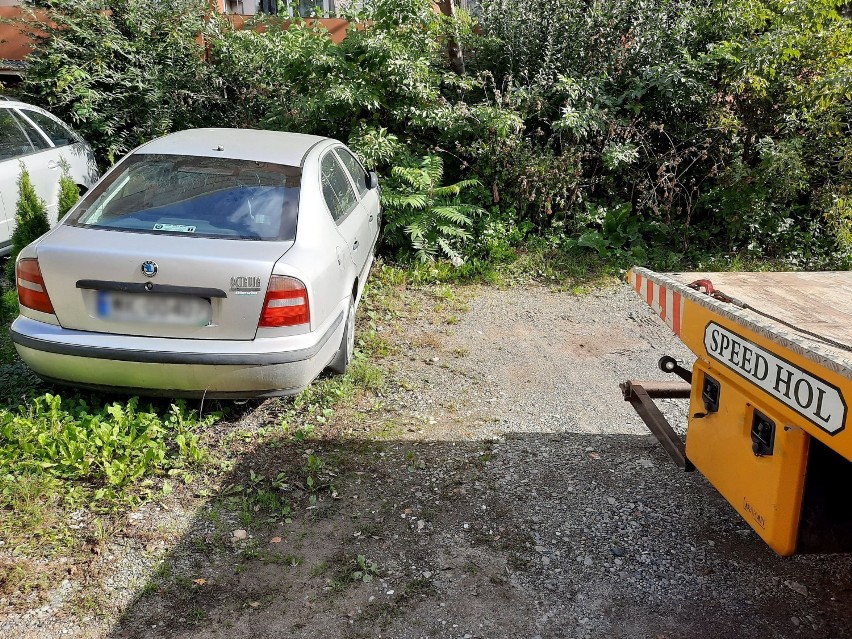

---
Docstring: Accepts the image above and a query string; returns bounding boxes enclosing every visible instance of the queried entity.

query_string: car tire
[328,298,355,375]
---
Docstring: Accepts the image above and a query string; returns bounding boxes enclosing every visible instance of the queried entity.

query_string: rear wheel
[328,298,355,375]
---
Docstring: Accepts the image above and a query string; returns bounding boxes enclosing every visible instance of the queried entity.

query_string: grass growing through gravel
[0,285,222,604]
[0,397,215,545]
[1,396,210,495]
[0,390,217,606]
[0,254,598,613]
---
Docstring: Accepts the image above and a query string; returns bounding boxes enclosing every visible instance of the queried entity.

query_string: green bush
[696,0,852,266]
[22,0,219,164]
[209,0,446,158]
[470,0,852,266]
[6,166,50,285]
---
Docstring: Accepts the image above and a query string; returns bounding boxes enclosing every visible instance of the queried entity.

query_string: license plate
[97,291,212,326]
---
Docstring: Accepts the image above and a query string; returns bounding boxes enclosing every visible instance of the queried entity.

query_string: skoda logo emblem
[141,261,158,278]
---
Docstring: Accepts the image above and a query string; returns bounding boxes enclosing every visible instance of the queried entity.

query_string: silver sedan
[10,128,381,397]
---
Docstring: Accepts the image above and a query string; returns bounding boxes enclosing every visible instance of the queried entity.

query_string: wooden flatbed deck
[630,268,852,380]
[671,271,852,352]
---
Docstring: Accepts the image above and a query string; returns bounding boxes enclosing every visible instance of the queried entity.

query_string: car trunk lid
[35,225,293,340]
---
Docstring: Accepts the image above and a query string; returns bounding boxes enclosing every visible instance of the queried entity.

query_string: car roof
[136,128,334,167]
[0,100,51,112]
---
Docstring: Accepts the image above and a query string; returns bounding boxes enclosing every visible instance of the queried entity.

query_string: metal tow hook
[658,355,692,384]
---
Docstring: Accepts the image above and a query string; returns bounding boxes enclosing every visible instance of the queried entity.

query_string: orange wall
[226,15,352,44]
[0,6,354,66]
[0,8,40,63]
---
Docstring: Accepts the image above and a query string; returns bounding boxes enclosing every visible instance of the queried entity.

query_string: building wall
[0,7,38,67]
[0,4,356,71]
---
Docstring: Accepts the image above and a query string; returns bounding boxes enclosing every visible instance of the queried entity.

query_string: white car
[11,128,381,398]
[0,100,99,253]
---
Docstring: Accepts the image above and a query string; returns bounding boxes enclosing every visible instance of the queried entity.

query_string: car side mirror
[366,171,379,190]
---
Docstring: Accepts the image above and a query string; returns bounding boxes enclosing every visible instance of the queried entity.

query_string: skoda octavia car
[10,128,380,397]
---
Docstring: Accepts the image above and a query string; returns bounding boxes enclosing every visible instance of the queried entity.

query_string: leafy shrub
[570,203,643,257]
[0,394,213,503]
[382,155,484,263]
[22,0,219,164]
[6,166,50,285]
[461,131,582,227]
[209,0,444,145]
[347,124,409,173]
[470,0,852,265]
[695,0,852,265]
[21,0,852,268]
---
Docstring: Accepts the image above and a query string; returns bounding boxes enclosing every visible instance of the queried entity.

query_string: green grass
[377,243,624,291]
[0,472,71,551]
[0,558,51,599]
[381,240,806,291]
[691,253,806,272]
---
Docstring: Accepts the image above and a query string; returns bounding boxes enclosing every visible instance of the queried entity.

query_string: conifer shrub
[57,167,80,220]
[6,166,50,285]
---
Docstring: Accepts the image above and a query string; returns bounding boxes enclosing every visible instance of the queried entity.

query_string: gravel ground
[4,281,852,638]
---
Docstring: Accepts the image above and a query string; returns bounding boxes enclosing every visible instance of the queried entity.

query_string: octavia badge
[141,261,158,278]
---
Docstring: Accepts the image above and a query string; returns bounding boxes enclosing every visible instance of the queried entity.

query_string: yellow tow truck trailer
[622,268,852,556]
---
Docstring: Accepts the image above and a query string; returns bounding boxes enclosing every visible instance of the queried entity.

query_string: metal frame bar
[621,380,695,472]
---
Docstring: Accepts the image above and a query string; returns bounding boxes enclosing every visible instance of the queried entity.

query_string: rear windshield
[68,154,301,241]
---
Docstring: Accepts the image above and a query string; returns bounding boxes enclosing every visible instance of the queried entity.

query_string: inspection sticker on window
[704,322,847,434]
[153,223,196,233]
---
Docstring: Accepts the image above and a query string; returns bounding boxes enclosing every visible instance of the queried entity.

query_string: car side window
[335,148,369,196]
[12,111,50,151]
[22,110,79,147]
[320,152,357,222]
[0,109,34,161]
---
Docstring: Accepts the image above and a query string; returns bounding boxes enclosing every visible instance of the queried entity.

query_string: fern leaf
[431,206,474,225]
[437,225,472,239]
[437,237,463,264]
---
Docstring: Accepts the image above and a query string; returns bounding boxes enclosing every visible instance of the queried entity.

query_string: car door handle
[353,240,359,250]
[47,160,59,170]
[369,215,374,222]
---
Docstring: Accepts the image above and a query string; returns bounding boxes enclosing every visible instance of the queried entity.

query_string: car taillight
[17,258,55,314]
[259,276,309,327]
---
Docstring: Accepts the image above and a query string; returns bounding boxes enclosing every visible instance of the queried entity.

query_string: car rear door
[10,109,62,222]
[335,147,379,258]
[320,150,368,276]
[18,107,99,196]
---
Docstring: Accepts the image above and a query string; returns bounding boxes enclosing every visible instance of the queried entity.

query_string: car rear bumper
[10,311,344,398]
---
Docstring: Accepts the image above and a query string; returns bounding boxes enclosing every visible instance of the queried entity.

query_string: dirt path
[6,281,852,638]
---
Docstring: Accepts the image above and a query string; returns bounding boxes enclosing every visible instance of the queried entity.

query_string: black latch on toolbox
[751,410,776,457]
[701,374,721,413]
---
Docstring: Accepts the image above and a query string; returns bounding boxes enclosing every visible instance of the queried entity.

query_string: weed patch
[0,557,52,598]
[350,554,380,583]
[0,395,214,508]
